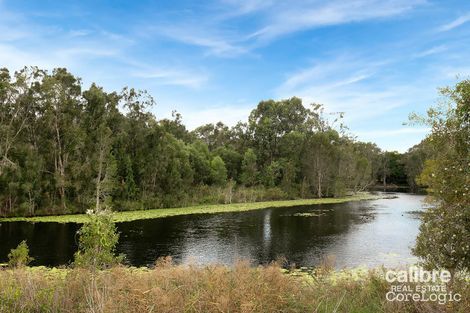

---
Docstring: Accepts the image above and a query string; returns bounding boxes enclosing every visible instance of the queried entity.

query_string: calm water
[0,193,426,268]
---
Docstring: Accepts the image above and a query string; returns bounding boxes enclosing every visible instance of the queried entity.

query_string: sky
[1,0,470,152]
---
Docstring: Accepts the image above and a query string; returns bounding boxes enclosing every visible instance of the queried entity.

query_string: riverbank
[0,262,468,313]
[0,192,382,223]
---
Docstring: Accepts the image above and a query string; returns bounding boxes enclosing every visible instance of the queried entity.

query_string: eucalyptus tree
[193,122,232,151]
[0,67,43,214]
[39,68,84,210]
[0,68,34,175]
[82,84,120,210]
[248,97,310,166]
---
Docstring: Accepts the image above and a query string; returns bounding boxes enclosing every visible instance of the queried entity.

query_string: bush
[74,209,123,269]
[411,80,470,271]
[7,240,33,268]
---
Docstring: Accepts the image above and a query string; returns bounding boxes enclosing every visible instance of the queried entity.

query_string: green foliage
[402,140,432,190]
[74,210,122,269]
[0,66,419,218]
[8,240,33,268]
[193,122,231,150]
[240,148,258,186]
[213,146,242,181]
[412,79,470,271]
[188,141,212,184]
[378,151,407,187]
[210,156,227,186]
[0,193,380,223]
[261,161,282,187]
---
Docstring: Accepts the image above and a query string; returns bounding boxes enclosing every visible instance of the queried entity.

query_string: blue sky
[1,0,469,152]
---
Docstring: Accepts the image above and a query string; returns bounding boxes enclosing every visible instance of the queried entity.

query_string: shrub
[74,209,123,269]
[7,240,33,268]
[411,80,470,271]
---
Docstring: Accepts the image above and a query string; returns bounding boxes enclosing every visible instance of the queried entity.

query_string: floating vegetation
[0,193,381,223]
[281,209,333,217]
[292,212,326,217]
[282,265,371,284]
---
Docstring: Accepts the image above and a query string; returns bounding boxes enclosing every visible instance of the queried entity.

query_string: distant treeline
[0,67,429,217]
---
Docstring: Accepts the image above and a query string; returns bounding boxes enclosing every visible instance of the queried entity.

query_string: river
[0,192,427,268]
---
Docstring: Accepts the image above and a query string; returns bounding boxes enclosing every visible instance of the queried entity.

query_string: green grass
[0,192,381,223]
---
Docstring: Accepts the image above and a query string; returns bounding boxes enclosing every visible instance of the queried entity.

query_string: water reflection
[0,193,425,268]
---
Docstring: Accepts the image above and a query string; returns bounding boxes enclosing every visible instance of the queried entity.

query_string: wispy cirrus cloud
[142,0,425,57]
[413,45,448,58]
[131,67,209,89]
[245,0,426,41]
[150,25,249,57]
[2,0,467,153]
[274,53,437,129]
[0,3,209,90]
[278,56,379,94]
[438,13,470,32]
[275,55,393,119]
[218,0,274,17]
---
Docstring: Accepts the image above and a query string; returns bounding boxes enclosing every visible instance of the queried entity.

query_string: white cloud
[355,128,429,152]
[0,6,209,91]
[227,0,425,42]
[145,25,249,57]
[143,0,425,57]
[436,65,470,79]
[438,13,470,32]
[132,67,209,89]
[161,106,251,130]
[413,45,448,58]
[355,127,429,138]
[278,56,378,93]
[220,0,274,16]
[275,56,406,122]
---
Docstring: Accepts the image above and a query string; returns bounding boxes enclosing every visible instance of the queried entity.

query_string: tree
[187,141,212,185]
[412,80,470,272]
[82,85,118,210]
[302,130,339,198]
[240,148,258,186]
[193,122,232,150]
[0,68,31,175]
[160,111,192,142]
[213,146,242,181]
[248,97,310,166]
[403,140,432,191]
[261,161,282,187]
[210,156,227,186]
[40,68,83,210]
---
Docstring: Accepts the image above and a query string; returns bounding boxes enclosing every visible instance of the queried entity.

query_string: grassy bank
[0,192,381,223]
[0,262,468,313]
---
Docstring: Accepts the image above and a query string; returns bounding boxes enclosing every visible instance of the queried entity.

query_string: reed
[0,261,468,313]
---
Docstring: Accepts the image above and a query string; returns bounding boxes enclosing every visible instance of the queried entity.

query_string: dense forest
[0,67,428,217]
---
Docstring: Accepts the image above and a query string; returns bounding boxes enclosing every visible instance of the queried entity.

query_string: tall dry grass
[0,260,468,313]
